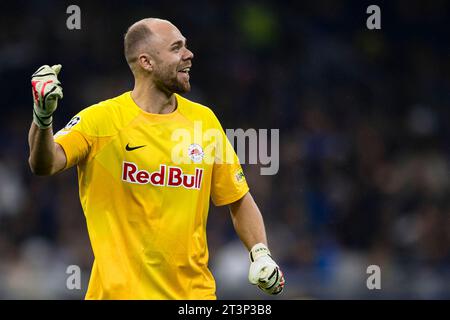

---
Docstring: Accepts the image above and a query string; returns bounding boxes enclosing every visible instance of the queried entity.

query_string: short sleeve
[53,110,96,169]
[209,113,249,206]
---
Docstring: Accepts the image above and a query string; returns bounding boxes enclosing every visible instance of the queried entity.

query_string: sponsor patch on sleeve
[235,169,246,183]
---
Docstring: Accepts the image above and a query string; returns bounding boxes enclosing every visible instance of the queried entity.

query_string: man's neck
[131,81,177,114]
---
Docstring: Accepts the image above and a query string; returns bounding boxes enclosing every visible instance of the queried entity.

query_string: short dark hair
[124,21,154,67]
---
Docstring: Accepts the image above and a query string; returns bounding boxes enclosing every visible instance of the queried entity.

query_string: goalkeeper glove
[248,243,285,295]
[31,64,63,129]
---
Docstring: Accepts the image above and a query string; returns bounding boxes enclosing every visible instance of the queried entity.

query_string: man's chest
[93,122,216,190]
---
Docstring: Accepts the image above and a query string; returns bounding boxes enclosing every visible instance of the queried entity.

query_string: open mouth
[178,67,191,74]
[177,67,191,82]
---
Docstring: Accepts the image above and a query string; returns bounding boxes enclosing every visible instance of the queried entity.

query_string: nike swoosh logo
[125,143,146,151]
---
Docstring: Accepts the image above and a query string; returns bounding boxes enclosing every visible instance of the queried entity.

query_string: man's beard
[154,66,190,94]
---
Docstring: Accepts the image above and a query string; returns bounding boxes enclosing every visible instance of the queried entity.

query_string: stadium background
[0,0,448,299]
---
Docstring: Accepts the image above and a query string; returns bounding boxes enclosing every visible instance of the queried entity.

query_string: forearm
[231,193,285,295]
[28,64,66,175]
[229,192,267,251]
[28,122,57,175]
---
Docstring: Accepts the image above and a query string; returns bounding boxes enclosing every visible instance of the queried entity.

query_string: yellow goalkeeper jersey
[54,91,249,299]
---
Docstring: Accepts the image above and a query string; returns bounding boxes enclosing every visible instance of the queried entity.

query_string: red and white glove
[31,64,63,129]
[248,243,285,295]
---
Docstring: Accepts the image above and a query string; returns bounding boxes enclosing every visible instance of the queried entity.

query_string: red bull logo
[188,143,204,163]
[122,162,203,189]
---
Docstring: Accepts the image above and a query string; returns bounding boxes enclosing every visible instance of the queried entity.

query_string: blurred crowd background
[0,0,448,299]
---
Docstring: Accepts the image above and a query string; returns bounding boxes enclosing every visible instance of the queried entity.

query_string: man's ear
[138,53,153,72]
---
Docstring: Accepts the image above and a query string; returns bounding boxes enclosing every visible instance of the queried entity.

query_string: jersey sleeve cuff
[212,187,250,207]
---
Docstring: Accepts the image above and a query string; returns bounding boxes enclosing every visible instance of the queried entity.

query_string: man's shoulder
[69,92,137,136]
[176,94,219,122]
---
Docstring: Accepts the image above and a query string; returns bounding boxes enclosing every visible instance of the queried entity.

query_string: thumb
[51,64,62,75]
[48,85,63,100]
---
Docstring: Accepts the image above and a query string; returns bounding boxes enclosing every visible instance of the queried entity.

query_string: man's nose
[183,48,194,60]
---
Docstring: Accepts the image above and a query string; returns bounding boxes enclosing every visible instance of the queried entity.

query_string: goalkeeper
[27,18,284,299]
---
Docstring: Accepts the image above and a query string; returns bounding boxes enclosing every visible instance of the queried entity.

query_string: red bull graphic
[122,162,203,190]
[188,143,204,163]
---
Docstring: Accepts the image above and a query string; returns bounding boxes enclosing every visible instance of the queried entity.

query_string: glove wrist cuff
[249,243,271,262]
[33,110,53,129]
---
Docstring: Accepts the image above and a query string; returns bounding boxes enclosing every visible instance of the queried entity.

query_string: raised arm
[28,123,67,176]
[28,64,67,176]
